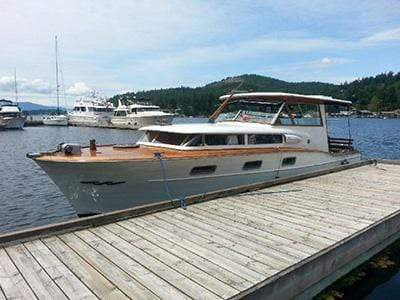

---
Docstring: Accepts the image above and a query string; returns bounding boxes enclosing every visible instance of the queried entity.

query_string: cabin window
[243,160,263,170]
[205,135,244,146]
[248,134,283,144]
[88,107,94,112]
[282,157,296,166]
[114,110,127,117]
[276,103,322,126]
[150,131,188,145]
[190,165,217,176]
[80,107,86,112]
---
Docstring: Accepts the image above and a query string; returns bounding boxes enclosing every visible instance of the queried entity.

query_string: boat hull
[2,116,26,129]
[68,114,112,128]
[35,151,361,215]
[43,115,68,126]
[111,115,175,129]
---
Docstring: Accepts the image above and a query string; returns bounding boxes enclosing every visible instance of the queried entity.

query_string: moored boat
[28,92,361,216]
[42,36,68,126]
[68,92,114,127]
[0,99,26,129]
[110,100,175,129]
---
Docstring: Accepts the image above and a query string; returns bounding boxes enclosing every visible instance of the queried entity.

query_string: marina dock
[1,160,400,299]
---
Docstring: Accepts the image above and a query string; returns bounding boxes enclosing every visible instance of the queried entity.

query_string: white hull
[36,151,361,215]
[43,115,68,126]
[68,114,112,127]
[111,115,175,129]
[1,116,26,129]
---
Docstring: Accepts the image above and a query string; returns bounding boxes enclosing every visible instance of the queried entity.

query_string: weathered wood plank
[186,204,316,257]
[89,226,220,299]
[246,192,370,228]
[6,243,67,299]
[130,217,265,284]
[0,247,37,299]
[227,196,354,237]
[234,193,366,231]
[42,236,128,299]
[161,210,293,270]
[168,209,298,267]
[24,239,96,300]
[147,214,273,278]
[117,219,251,291]
[75,229,187,300]
[105,223,238,299]
[59,232,158,299]
[213,200,345,241]
[197,202,331,250]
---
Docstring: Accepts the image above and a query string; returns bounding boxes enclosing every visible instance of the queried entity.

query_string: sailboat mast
[14,68,18,103]
[55,35,60,115]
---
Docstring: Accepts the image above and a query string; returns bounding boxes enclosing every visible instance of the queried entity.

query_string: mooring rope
[154,152,186,209]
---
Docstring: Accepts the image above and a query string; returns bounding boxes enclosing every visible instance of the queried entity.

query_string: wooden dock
[1,161,400,299]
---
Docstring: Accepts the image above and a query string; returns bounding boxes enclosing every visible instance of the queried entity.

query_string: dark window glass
[243,160,263,170]
[282,157,296,166]
[190,165,217,176]
[248,134,283,144]
[205,135,227,145]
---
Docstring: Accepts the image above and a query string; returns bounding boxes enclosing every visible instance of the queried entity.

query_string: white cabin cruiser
[0,100,26,129]
[68,93,114,127]
[28,92,360,216]
[111,101,174,129]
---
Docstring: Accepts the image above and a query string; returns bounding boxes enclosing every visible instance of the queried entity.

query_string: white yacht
[0,100,26,129]
[43,36,68,126]
[28,92,361,216]
[111,100,175,129]
[68,92,114,127]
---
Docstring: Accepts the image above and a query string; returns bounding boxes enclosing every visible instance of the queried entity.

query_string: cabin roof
[140,122,292,135]
[219,92,352,105]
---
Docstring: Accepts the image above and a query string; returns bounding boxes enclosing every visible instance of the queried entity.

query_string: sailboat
[43,36,68,126]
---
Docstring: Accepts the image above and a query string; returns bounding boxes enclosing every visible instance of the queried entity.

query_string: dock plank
[75,229,188,300]
[105,223,238,299]
[89,226,220,299]
[43,236,128,299]
[117,219,251,291]
[5,243,67,299]
[0,248,37,300]
[59,232,158,299]
[24,239,96,300]
[130,217,265,284]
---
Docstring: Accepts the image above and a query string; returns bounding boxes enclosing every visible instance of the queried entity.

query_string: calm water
[0,118,400,298]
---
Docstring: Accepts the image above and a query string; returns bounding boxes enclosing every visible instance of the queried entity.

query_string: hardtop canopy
[219,92,352,105]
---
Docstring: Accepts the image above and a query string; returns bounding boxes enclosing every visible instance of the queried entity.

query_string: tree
[368,96,383,112]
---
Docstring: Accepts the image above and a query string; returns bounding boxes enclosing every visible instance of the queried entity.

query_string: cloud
[65,82,91,95]
[0,76,52,94]
[362,27,400,43]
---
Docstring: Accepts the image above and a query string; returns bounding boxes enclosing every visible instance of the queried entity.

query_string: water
[0,118,400,298]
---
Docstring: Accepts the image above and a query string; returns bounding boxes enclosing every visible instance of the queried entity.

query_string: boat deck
[1,161,400,299]
[35,144,320,162]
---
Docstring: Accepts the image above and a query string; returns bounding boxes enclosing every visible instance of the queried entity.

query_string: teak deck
[1,161,400,299]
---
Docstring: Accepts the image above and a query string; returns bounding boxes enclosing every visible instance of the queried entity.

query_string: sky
[0,0,399,106]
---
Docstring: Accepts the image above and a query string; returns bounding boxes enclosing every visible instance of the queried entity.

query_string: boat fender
[60,143,82,155]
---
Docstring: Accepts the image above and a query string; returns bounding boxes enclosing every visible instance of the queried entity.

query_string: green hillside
[109,72,400,116]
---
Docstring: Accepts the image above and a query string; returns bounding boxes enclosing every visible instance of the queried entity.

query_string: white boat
[28,92,361,216]
[68,92,114,127]
[43,36,68,126]
[111,100,175,129]
[42,114,68,126]
[0,100,26,129]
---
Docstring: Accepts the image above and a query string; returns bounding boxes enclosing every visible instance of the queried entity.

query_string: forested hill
[109,72,400,116]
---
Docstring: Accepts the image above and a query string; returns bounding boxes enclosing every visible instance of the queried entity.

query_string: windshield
[216,100,282,124]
